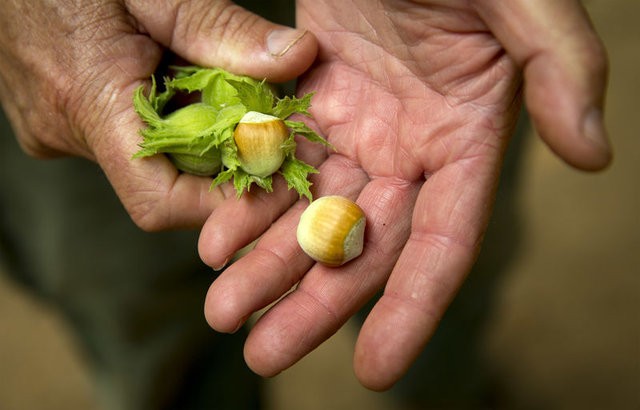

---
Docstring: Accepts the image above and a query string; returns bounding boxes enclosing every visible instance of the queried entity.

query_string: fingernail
[212,257,229,271]
[267,28,307,57]
[582,107,611,153]
[231,314,250,334]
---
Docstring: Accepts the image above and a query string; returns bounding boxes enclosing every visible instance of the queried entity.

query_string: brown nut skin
[296,195,366,267]
[233,111,289,178]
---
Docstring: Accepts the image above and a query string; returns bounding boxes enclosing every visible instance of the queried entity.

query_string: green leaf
[280,132,298,157]
[162,103,219,138]
[133,102,219,157]
[133,84,163,128]
[138,76,174,113]
[285,120,333,148]
[211,165,274,198]
[210,167,235,190]
[229,169,273,198]
[166,67,220,93]
[226,79,275,114]
[153,77,175,113]
[133,65,328,198]
[166,67,271,112]
[202,73,241,109]
[219,138,241,170]
[170,65,201,77]
[273,92,314,119]
[132,146,158,159]
[280,157,319,202]
[134,100,246,159]
[215,104,246,132]
[251,174,273,193]
[231,170,253,197]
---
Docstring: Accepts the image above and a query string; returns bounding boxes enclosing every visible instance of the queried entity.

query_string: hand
[200,0,611,390]
[0,0,316,230]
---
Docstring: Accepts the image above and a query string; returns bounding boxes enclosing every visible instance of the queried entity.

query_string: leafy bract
[285,120,333,148]
[226,79,275,114]
[132,66,330,198]
[273,92,314,119]
[280,157,319,202]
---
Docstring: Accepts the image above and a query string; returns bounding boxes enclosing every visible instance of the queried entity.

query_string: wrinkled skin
[0,0,317,229]
[200,0,611,391]
[0,0,610,393]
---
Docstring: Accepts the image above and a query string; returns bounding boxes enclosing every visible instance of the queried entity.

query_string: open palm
[200,0,610,390]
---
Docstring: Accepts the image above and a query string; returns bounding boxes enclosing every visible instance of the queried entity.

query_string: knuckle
[591,42,609,77]
[12,121,64,159]
[131,212,166,232]
[17,138,57,159]
[578,34,609,79]
[173,0,259,52]
[127,196,171,232]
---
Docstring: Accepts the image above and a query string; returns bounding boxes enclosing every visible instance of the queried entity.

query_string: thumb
[127,0,317,83]
[476,0,612,171]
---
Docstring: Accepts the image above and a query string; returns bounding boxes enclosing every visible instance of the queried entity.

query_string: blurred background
[0,0,638,409]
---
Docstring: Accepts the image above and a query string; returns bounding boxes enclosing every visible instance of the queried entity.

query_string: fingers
[203,154,370,332]
[91,0,317,230]
[353,156,501,390]
[91,84,236,230]
[126,0,318,83]
[203,199,314,332]
[240,176,420,377]
[475,0,611,171]
[198,134,328,269]
[197,175,299,269]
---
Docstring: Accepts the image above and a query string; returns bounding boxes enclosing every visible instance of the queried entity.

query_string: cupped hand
[0,0,316,230]
[200,0,611,390]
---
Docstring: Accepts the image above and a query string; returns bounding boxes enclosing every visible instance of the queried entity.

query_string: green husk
[132,66,330,199]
